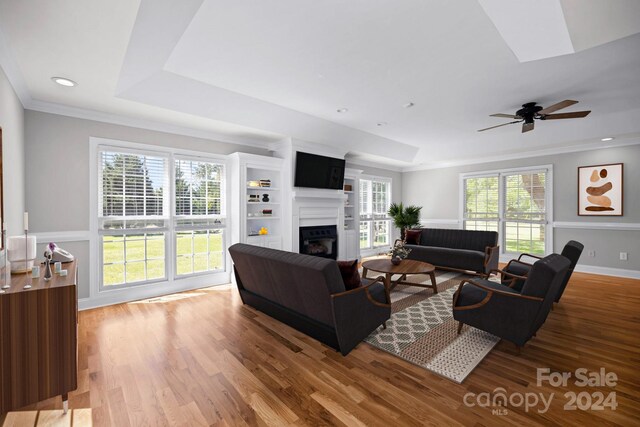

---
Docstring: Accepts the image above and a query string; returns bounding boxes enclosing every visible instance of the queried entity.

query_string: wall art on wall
[577,163,623,216]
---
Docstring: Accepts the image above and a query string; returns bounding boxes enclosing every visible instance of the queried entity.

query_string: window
[462,167,551,256]
[99,150,169,287]
[98,147,226,289]
[463,176,499,233]
[359,177,392,250]
[174,158,225,277]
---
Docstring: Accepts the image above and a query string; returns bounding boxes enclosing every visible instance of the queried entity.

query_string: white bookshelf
[229,153,284,250]
[341,169,362,260]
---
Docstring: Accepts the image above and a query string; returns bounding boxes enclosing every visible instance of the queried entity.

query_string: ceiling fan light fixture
[601,137,614,142]
[403,102,415,108]
[51,77,77,87]
[336,108,348,113]
[376,122,387,127]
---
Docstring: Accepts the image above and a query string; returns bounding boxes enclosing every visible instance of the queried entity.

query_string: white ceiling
[1,0,640,168]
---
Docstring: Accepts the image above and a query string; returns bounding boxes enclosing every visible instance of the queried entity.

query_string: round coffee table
[362,258,437,300]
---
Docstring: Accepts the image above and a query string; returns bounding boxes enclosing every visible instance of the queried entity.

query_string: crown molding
[26,99,274,150]
[401,137,640,172]
[345,158,404,173]
[0,26,32,107]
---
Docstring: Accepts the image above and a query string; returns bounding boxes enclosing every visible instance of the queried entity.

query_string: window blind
[99,150,168,220]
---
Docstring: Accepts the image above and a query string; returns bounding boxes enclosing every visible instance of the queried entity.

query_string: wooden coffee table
[362,258,438,300]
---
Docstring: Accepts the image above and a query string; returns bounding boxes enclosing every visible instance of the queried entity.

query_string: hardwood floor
[4,271,640,426]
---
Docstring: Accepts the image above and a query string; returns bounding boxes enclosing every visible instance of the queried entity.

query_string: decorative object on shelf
[389,240,412,265]
[578,163,623,216]
[258,227,268,235]
[43,243,54,282]
[7,213,36,278]
[259,179,271,187]
[32,265,40,278]
[247,180,261,187]
[344,184,353,192]
[388,203,422,240]
[262,193,270,202]
[248,194,260,202]
[262,209,272,216]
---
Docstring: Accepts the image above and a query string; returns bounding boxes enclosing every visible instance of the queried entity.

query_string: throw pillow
[337,259,361,290]
[405,229,421,245]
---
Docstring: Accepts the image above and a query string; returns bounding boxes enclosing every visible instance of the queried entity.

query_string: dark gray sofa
[405,228,499,276]
[228,243,391,355]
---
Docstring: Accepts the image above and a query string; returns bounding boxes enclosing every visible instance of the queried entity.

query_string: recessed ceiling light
[403,102,415,108]
[336,108,348,113]
[51,77,77,87]
[601,137,614,142]
[377,122,387,126]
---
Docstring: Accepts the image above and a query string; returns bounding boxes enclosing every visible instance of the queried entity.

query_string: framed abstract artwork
[577,163,623,216]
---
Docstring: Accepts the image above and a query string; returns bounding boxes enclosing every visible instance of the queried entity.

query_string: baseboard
[573,264,640,280]
[78,274,231,310]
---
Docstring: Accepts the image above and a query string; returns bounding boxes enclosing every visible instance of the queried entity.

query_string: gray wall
[24,110,269,299]
[402,144,640,271]
[0,65,25,236]
[346,161,403,243]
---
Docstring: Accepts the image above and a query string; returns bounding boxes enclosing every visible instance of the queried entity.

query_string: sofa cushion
[337,259,361,290]
[406,245,486,272]
[405,229,421,245]
[456,279,519,307]
[419,228,497,252]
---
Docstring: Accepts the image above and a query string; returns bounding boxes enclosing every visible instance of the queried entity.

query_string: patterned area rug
[364,270,500,383]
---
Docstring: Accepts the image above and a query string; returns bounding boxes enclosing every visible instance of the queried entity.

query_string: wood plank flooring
[3,271,640,426]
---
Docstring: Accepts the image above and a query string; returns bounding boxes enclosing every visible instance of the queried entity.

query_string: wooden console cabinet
[0,261,78,414]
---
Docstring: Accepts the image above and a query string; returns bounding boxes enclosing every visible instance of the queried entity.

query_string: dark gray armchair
[453,254,570,348]
[502,240,584,302]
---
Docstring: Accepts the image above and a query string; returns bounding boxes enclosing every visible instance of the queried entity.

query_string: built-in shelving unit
[341,169,362,260]
[229,153,284,250]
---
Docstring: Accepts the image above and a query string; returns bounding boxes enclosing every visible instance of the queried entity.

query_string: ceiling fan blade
[522,122,534,133]
[542,111,591,120]
[490,113,519,119]
[538,100,578,115]
[477,120,521,132]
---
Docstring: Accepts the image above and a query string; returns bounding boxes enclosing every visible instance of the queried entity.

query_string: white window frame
[90,138,231,304]
[459,165,553,258]
[359,176,392,255]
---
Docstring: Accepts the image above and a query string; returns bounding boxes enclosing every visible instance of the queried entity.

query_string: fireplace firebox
[299,225,338,260]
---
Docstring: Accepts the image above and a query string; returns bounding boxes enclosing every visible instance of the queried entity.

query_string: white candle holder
[7,234,37,276]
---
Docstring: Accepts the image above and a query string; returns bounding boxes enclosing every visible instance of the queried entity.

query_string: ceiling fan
[478,100,591,133]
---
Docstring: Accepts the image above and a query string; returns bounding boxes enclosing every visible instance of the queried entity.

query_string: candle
[23,212,29,231]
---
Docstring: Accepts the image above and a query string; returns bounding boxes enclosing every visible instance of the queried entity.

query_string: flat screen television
[294,151,345,190]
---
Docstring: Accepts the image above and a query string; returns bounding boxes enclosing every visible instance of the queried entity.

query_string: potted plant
[388,202,422,240]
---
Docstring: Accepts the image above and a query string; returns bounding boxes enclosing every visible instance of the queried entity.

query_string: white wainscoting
[553,221,640,231]
[31,230,232,310]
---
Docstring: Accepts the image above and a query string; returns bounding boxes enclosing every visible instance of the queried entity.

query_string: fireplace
[299,225,338,260]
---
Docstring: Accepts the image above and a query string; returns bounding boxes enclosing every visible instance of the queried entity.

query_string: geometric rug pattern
[364,270,500,383]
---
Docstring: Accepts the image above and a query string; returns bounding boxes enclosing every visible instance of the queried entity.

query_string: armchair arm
[483,246,500,275]
[453,278,543,311]
[489,267,528,288]
[518,253,543,263]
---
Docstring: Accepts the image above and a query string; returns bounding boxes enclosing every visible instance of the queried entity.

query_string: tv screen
[294,151,345,190]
